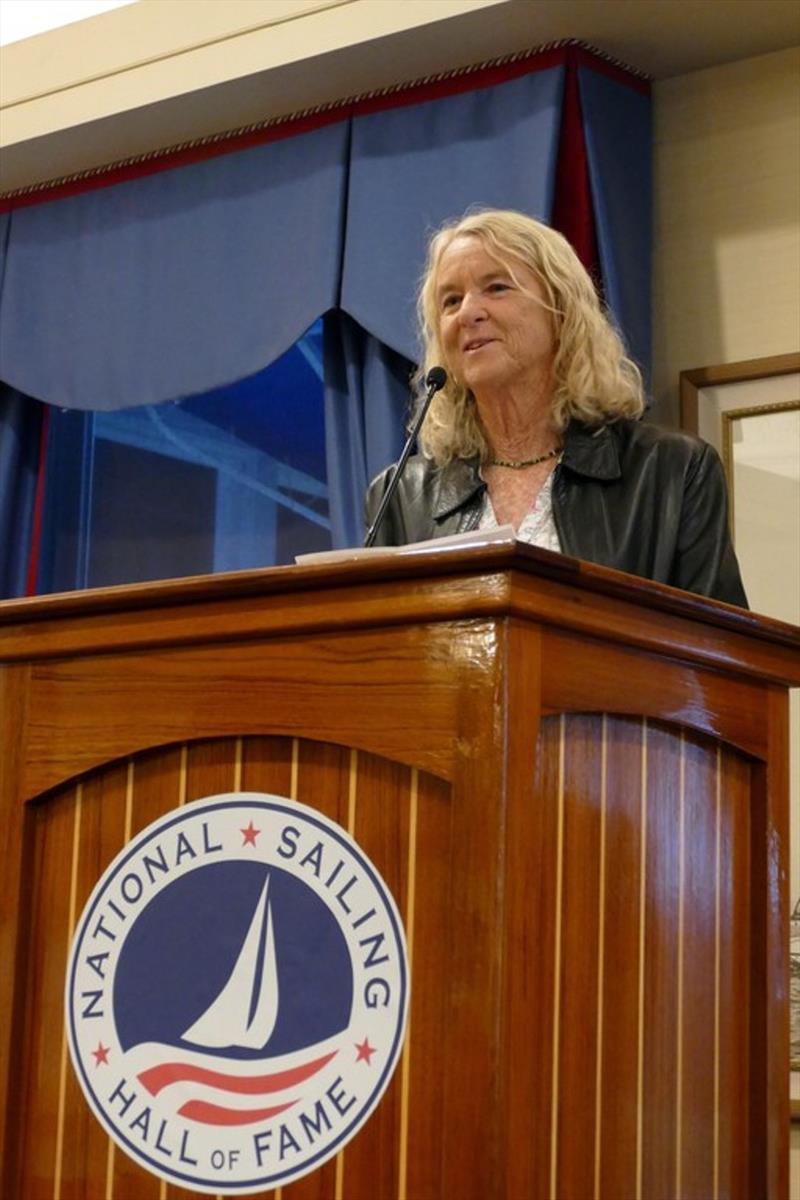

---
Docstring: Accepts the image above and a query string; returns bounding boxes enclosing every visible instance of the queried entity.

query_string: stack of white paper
[295,525,516,566]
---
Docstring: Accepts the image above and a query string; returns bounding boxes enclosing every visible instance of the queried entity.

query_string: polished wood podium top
[2,539,799,683]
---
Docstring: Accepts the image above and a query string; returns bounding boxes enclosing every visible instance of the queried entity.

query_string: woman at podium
[365,208,747,607]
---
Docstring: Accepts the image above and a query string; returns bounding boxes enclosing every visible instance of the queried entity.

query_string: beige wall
[651,47,800,425]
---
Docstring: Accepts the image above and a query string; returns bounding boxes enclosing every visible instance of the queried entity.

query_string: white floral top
[477,470,562,552]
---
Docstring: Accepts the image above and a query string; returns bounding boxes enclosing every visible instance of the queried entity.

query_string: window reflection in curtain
[37,320,329,592]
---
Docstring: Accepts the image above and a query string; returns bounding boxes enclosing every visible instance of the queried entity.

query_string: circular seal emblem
[65,793,409,1194]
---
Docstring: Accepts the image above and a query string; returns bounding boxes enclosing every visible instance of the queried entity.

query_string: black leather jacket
[365,418,748,606]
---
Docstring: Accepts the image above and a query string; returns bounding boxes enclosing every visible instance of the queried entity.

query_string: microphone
[364,366,448,548]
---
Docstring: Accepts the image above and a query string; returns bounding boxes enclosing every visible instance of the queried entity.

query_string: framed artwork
[680,352,800,1121]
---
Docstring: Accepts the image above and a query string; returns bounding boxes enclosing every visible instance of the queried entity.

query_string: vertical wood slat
[592,716,608,1200]
[18,785,78,1200]
[680,736,718,1198]
[597,716,644,1199]
[535,713,755,1200]
[19,760,135,1200]
[105,761,136,1200]
[80,758,144,1200]
[396,768,418,1200]
[52,784,82,1200]
[641,723,682,1198]
[336,749,409,1200]
[675,731,686,1200]
[714,745,722,1200]
[548,716,565,1200]
[401,765,455,1200]
[555,714,604,1200]
[282,740,353,1200]
[763,688,791,1200]
[718,745,754,1200]
[635,720,648,1200]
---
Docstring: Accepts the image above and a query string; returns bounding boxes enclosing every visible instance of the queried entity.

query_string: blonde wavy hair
[415,208,644,465]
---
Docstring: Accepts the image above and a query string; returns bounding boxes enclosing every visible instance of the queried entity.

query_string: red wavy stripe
[138,1049,337,1096]
[178,1098,296,1126]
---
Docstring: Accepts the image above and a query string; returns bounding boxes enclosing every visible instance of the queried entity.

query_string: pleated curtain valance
[0,125,350,411]
[0,44,651,414]
[340,66,565,363]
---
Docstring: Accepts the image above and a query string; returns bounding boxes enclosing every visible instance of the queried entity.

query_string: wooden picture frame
[679,353,800,429]
[680,353,800,529]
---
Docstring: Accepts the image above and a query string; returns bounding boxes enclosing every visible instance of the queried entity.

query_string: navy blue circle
[114,860,353,1058]
[67,798,408,1191]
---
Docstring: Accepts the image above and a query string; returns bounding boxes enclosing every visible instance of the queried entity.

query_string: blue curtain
[578,67,652,385]
[34,331,331,594]
[323,312,413,548]
[0,123,349,411]
[0,50,652,577]
[0,385,43,598]
[0,211,9,303]
[339,66,566,362]
[323,64,567,545]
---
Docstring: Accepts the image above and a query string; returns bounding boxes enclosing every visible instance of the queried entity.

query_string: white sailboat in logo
[182,874,279,1050]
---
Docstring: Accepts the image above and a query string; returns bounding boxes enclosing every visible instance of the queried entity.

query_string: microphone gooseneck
[363,367,448,548]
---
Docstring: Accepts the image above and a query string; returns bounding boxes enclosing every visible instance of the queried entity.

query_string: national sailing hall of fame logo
[65,793,409,1194]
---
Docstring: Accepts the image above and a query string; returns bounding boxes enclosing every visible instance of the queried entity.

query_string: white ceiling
[0,0,136,48]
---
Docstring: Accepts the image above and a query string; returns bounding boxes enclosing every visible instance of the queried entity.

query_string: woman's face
[435,235,556,396]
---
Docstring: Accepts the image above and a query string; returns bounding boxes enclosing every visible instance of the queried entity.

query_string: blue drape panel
[578,67,652,383]
[0,211,9,301]
[0,51,652,562]
[340,67,566,362]
[0,61,650,417]
[0,124,349,410]
[323,311,412,548]
[0,385,43,597]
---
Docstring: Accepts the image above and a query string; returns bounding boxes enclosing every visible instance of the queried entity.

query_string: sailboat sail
[181,875,279,1050]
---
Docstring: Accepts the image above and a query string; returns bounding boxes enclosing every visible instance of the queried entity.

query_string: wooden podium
[1,542,798,1200]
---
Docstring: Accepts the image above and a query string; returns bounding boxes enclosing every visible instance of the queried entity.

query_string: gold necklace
[487,446,561,469]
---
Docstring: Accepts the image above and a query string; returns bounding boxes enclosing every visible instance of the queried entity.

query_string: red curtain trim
[0,41,649,215]
[24,402,49,597]
[551,58,601,282]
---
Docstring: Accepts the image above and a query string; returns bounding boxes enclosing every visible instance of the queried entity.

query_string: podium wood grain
[1,542,798,1199]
